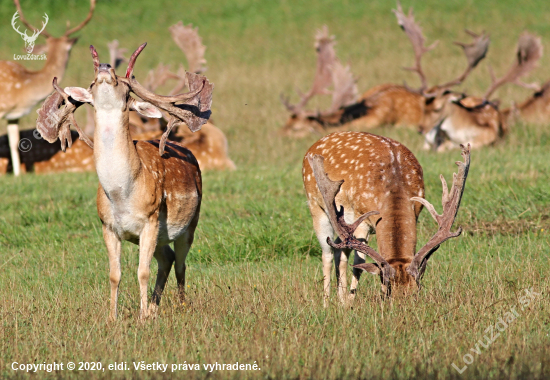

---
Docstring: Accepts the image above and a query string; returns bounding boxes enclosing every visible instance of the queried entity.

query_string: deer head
[36,43,213,156]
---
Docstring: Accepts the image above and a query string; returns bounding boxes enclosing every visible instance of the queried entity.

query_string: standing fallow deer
[36,43,213,320]
[425,32,542,151]
[0,0,95,175]
[303,131,470,305]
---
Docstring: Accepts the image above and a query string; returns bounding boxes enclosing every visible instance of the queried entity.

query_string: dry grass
[1,0,550,378]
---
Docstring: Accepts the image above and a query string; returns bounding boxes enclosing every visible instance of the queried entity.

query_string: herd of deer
[0,0,234,175]
[282,4,548,153]
[0,1,540,318]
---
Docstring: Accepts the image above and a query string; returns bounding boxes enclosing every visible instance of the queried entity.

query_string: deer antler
[407,144,470,283]
[282,25,337,114]
[64,0,96,36]
[13,0,51,38]
[36,77,94,152]
[107,40,127,70]
[325,61,358,114]
[393,1,439,91]
[122,43,213,155]
[435,30,490,90]
[169,21,207,74]
[307,154,396,288]
[484,32,543,98]
[144,63,180,92]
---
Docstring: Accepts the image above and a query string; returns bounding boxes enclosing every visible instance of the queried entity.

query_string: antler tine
[393,1,438,91]
[436,30,490,90]
[90,45,99,77]
[307,154,395,287]
[125,42,147,79]
[325,61,358,114]
[484,32,543,99]
[65,0,96,36]
[407,144,471,283]
[169,21,207,74]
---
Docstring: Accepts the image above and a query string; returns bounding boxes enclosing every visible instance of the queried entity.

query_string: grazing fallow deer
[36,43,213,320]
[0,0,95,175]
[303,131,470,305]
[425,32,542,151]
[500,80,550,126]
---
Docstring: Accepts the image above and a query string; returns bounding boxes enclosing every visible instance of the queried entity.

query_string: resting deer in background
[281,4,489,137]
[36,43,213,320]
[499,80,550,126]
[280,26,359,137]
[303,132,470,305]
[0,0,95,175]
[425,32,543,151]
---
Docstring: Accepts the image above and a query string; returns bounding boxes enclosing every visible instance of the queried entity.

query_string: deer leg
[150,245,175,311]
[137,220,160,320]
[7,120,21,176]
[310,207,334,307]
[102,225,122,321]
[174,213,199,304]
[349,223,372,301]
[333,237,352,305]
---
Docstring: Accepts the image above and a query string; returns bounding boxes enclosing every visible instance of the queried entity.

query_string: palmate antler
[484,32,543,98]
[36,78,93,151]
[123,43,213,155]
[36,42,212,156]
[407,144,471,282]
[281,26,337,115]
[169,21,207,74]
[393,1,438,91]
[435,30,490,90]
[307,154,396,288]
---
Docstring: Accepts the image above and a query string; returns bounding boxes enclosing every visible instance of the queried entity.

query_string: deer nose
[98,63,112,72]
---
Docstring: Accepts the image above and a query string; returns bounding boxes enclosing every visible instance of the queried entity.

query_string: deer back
[303,131,424,265]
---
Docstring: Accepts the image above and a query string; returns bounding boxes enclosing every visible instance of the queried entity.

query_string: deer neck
[93,87,141,202]
[376,191,418,265]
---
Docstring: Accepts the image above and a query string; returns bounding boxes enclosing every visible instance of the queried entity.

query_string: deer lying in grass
[0,0,95,175]
[281,5,489,137]
[499,80,550,126]
[303,132,470,305]
[36,43,213,320]
[425,32,543,151]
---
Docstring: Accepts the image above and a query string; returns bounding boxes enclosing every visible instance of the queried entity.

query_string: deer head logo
[11,11,48,54]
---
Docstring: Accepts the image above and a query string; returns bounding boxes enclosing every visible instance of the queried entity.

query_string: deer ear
[64,87,93,103]
[131,100,163,118]
[353,263,380,275]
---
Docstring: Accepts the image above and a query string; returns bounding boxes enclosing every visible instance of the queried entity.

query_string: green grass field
[1,0,549,378]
